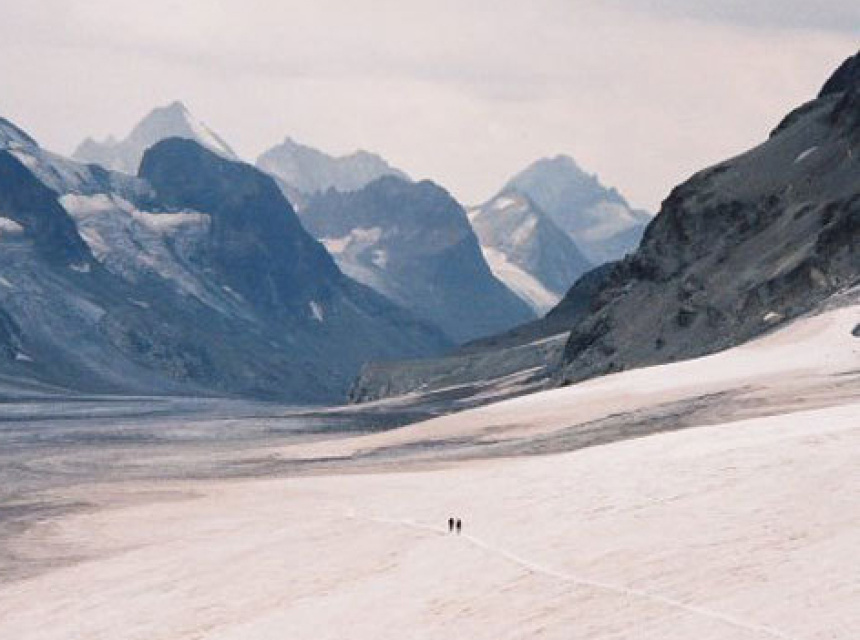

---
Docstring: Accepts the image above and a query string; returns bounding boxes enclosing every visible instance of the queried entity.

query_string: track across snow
[350,511,798,640]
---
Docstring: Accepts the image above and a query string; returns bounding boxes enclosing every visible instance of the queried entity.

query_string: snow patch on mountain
[481,246,559,313]
[0,217,24,236]
[320,227,384,255]
[794,146,818,163]
[60,193,218,305]
[309,301,324,322]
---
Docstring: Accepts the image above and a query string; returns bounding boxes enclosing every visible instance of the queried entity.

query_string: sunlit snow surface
[0,301,858,639]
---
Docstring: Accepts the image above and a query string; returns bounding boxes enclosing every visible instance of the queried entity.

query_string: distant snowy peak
[468,190,592,314]
[256,136,409,196]
[504,155,651,265]
[72,101,238,175]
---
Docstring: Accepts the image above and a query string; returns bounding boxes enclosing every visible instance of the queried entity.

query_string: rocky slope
[467,190,592,313]
[300,176,536,343]
[0,122,450,401]
[559,50,860,383]
[349,263,614,402]
[257,137,408,200]
[505,155,651,264]
[73,101,238,174]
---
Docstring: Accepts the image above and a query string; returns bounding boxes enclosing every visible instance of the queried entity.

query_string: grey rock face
[467,190,592,313]
[257,137,408,198]
[559,50,860,383]
[72,101,238,174]
[504,155,651,264]
[301,176,536,344]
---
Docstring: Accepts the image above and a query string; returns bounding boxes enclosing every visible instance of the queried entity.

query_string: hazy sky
[1,1,857,210]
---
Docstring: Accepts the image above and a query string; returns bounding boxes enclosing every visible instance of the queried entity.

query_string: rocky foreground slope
[559,50,860,383]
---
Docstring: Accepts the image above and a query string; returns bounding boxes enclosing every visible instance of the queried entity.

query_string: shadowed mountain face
[73,101,238,175]
[257,137,409,200]
[0,152,93,267]
[139,138,339,314]
[0,126,450,402]
[504,155,651,265]
[468,190,592,313]
[559,50,860,383]
[300,176,536,344]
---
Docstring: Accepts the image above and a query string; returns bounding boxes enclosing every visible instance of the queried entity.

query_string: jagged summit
[72,101,238,174]
[256,136,409,196]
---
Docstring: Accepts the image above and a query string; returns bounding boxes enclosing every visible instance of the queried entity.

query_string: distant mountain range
[16,49,846,409]
[73,101,238,174]
[72,105,652,324]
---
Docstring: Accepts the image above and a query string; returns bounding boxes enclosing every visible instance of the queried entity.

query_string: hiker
[448,517,454,533]
[456,518,462,535]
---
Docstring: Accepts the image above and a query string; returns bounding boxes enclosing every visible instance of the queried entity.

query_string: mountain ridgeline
[0,126,450,401]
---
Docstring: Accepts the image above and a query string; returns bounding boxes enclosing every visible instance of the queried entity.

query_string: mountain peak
[72,101,237,174]
[501,155,647,264]
[818,50,860,98]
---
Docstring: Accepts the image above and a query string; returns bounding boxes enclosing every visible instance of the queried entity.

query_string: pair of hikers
[447,517,462,535]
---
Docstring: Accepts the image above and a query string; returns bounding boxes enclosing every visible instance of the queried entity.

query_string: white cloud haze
[0,0,857,210]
